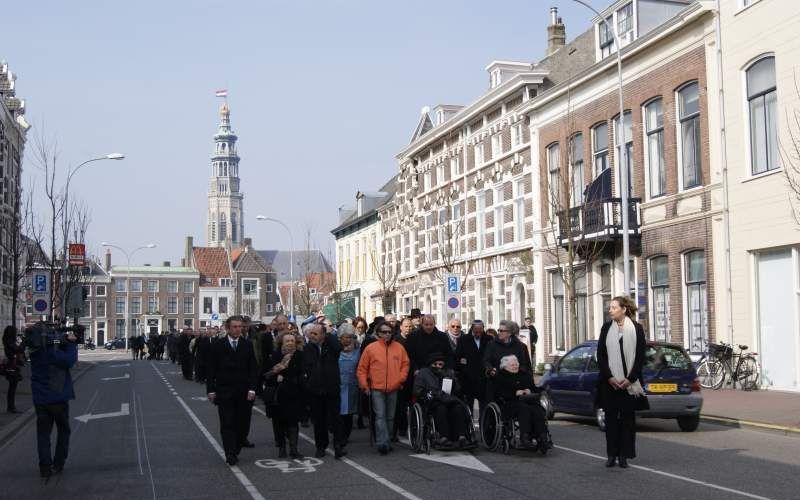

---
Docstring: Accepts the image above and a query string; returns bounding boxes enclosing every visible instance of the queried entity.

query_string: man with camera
[28,323,79,479]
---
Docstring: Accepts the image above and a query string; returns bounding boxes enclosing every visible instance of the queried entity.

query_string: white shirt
[228,335,239,350]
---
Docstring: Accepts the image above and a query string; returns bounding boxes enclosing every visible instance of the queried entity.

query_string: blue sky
[5,0,598,265]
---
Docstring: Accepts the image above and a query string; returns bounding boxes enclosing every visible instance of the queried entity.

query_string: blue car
[539,340,703,432]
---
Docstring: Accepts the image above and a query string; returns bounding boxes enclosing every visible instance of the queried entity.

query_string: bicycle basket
[708,343,733,360]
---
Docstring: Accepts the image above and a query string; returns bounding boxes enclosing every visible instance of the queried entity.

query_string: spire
[219,102,231,130]
[207,91,244,248]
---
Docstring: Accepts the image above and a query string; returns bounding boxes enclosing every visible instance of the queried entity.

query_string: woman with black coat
[596,295,647,468]
[263,333,305,459]
[3,325,22,413]
[492,354,547,448]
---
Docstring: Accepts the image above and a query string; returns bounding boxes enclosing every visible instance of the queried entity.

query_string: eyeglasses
[497,328,509,332]
[378,330,393,334]
[449,325,461,329]
[431,362,445,367]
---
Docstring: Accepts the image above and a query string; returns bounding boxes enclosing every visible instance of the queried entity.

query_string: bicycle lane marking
[252,405,425,500]
[553,444,775,500]
[151,363,267,500]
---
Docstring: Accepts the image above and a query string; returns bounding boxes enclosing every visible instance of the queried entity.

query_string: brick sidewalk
[700,388,800,431]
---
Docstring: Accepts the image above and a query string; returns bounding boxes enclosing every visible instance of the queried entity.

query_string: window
[423,169,432,191]
[81,300,91,318]
[600,264,612,323]
[220,213,227,240]
[450,156,461,177]
[645,99,666,197]
[203,297,213,314]
[96,300,106,318]
[552,273,565,352]
[451,202,462,254]
[436,163,445,186]
[220,278,232,287]
[425,212,434,262]
[219,297,228,314]
[116,319,126,337]
[354,241,360,280]
[183,319,193,328]
[168,296,177,314]
[747,57,778,175]
[576,274,588,344]
[183,296,194,314]
[82,285,92,298]
[243,279,258,296]
[167,318,177,332]
[513,179,525,242]
[438,208,448,254]
[147,280,158,293]
[266,303,274,313]
[511,124,523,147]
[476,191,486,251]
[474,143,485,167]
[96,285,107,297]
[570,134,584,206]
[231,212,238,242]
[592,123,609,177]
[684,250,707,352]
[558,345,593,373]
[650,256,670,342]
[599,16,614,58]
[148,296,158,313]
[131,296,141,314]
[491,134,502,158]
[615,112,633,197]
[617,3,633,37]
[547,143,561,212]
[266,283,273,293]
[115,296,126,314]
[130,280,142,293]
[168,280,178,293]
[494,203,504,246]
[116,280,126,293]
[183,281,194,294]
[678,82,702,189]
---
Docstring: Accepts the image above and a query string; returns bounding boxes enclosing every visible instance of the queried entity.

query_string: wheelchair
[480,394,553,455]
[407,397,478,454]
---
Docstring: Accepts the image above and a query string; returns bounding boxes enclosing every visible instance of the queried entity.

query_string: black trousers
[272,416,299,448]
[430,400,466,441]
[194,362,206,382]
[605,408,636,459]
[180,356,193,380]
[393,383,411,437]
[462,381,486,418]
[309,393,344,451]
[6,375,18,411]
[35,403,71,467]
[340,414,354,444]
[217,397,254,457]
[506,400,547,437]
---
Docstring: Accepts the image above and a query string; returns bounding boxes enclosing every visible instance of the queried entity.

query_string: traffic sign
[34,298,49,313]
[447,275,460,293]
[211,312,219,320]
[444,273,461,317]
[33,272,49,294]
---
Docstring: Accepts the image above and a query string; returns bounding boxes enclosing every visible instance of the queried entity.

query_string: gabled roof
[232,248,272,274]
[409,110,434,143]
[330,173,399,236]
[192,247,231,287]
[257,250,334,282]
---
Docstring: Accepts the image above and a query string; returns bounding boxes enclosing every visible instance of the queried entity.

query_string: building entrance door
[757,249,798,390]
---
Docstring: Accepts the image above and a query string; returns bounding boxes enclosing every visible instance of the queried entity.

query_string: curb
[0,362,94,449]
[700,414,800,435]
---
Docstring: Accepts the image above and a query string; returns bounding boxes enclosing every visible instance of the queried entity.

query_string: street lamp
[255,215,295,320]
[569,0,631,295]
[56,153,125,321]
[102,242,156,348]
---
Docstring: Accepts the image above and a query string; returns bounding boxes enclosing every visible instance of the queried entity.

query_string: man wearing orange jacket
[357,321,410,455]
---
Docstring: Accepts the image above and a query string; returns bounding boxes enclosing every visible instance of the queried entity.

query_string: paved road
[1,356,798,500]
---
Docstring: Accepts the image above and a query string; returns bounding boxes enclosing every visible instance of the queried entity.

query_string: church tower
[207,101,244,248]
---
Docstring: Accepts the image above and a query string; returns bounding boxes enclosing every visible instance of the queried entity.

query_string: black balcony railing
[557,197,641,246]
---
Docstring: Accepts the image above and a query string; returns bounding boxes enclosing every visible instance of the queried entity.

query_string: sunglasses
[431,361,445,367]
[378,330,393,334]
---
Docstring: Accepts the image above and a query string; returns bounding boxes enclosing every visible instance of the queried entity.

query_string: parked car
[104,338,126,350]
[539,340,703,432]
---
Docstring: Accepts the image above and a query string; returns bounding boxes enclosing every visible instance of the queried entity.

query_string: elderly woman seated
[413,352,468,448]
[493,354,547,449]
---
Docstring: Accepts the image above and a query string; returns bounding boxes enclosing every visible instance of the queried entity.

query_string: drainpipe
[714,0,734,345]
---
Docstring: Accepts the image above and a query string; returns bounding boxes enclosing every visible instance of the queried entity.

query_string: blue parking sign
[447,276,459,293]
[34,274,48,293]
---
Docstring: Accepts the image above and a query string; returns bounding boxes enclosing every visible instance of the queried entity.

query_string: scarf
[606,317,645,397]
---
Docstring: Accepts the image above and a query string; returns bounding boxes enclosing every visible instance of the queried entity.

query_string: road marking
[136,393,158,500]
[110,363,131,367]
[252,406,423,500]
[410,451,493,473]
[152,364,266,500]
[102,373,131,381]
[554,445,775,500]
[74,403,130,423]
[255,457,323,473]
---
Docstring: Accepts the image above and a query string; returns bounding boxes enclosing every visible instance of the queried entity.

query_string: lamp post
[569,0,631,295]
[102,242,156,349]
[256,215,294,320]
[56,153,124,321]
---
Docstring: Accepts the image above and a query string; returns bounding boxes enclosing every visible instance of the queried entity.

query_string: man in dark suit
[178,328,194,380]
[207,315,258,466]
[454,319,489,414]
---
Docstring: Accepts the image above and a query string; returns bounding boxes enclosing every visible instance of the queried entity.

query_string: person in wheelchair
[413,353,469,449]
[493,354,549,449]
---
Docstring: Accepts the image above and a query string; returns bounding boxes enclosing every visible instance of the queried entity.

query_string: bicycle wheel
[698,358,725,390]
[737,356,760,391]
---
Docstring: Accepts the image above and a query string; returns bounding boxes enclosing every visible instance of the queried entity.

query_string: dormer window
[599,16,614,58]
[490,69,502,89]
[617,3,634,39]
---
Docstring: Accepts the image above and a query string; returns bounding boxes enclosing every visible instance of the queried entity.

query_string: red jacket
[357,340,410,393]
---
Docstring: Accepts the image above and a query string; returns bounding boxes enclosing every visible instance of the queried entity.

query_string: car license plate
[648,383,677,393]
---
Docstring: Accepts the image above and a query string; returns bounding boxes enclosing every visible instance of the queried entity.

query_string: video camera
[23,322,85,351]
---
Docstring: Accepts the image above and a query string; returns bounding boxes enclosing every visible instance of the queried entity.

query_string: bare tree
[782,77,800,223]
[367,230,401,315]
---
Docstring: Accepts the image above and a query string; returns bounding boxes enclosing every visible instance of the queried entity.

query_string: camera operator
[28,324,79,479]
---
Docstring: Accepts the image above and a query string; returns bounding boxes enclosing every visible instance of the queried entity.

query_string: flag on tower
[215,89,228,98]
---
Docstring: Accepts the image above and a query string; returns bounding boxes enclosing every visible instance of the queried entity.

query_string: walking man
[178,328,194,380]
[207,315,258,466]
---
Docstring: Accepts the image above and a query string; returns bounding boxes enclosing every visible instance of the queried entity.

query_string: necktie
[232,339,238,351]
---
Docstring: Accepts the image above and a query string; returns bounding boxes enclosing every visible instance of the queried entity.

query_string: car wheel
[677,415,700,432]
[540,392,555,420]
[595,407,606,432]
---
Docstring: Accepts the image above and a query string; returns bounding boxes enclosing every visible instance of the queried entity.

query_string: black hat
[427,352,446,365]
[410,308,422,318]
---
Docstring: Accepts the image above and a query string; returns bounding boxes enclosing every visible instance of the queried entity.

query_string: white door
[757,249,798,390]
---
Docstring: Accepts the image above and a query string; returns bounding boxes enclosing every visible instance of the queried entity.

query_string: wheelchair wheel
[408,403,424,453]
[456,399,477,445]
[480,402,503,451]
[538,431,553,456]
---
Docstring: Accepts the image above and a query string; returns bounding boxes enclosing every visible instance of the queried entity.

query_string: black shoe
[315,448,326,459]
[300,420,310,428]
[606,456,617,468]
[225,454,238,466]
[334,446,347,459]
[458,436,468,448]
[618,457,629,468]
[240,440,255,448]
[277,447,287,458]
[52,463,64,474]
[378,445,388,455]
[7,408,20,414]
[390,435,399,443]
[356,417,366,429]
[289,448,301,459]
[39,465,52,478]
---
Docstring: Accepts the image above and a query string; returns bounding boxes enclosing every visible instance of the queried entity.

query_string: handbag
[633,394,650,411]
[262,385,279,407]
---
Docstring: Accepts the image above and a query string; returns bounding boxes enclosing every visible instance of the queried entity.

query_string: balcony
[557,197,641,249]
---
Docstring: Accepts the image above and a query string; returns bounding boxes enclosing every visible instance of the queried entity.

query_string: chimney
[243,237,252,248]
[163,261,171,267]
[185,236,194,267]
[105,249,112,272]
[547,7,566,56]
[181,257,186,267]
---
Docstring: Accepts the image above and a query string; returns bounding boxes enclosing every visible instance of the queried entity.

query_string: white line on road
[152,364,266,500]
[136,392,158,500]
[74,403,130,423]
[252,406,424,500]
[102,373,130,381]
[554,445,775,500]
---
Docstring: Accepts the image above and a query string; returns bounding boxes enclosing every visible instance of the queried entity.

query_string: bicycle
[696,342,760,391]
